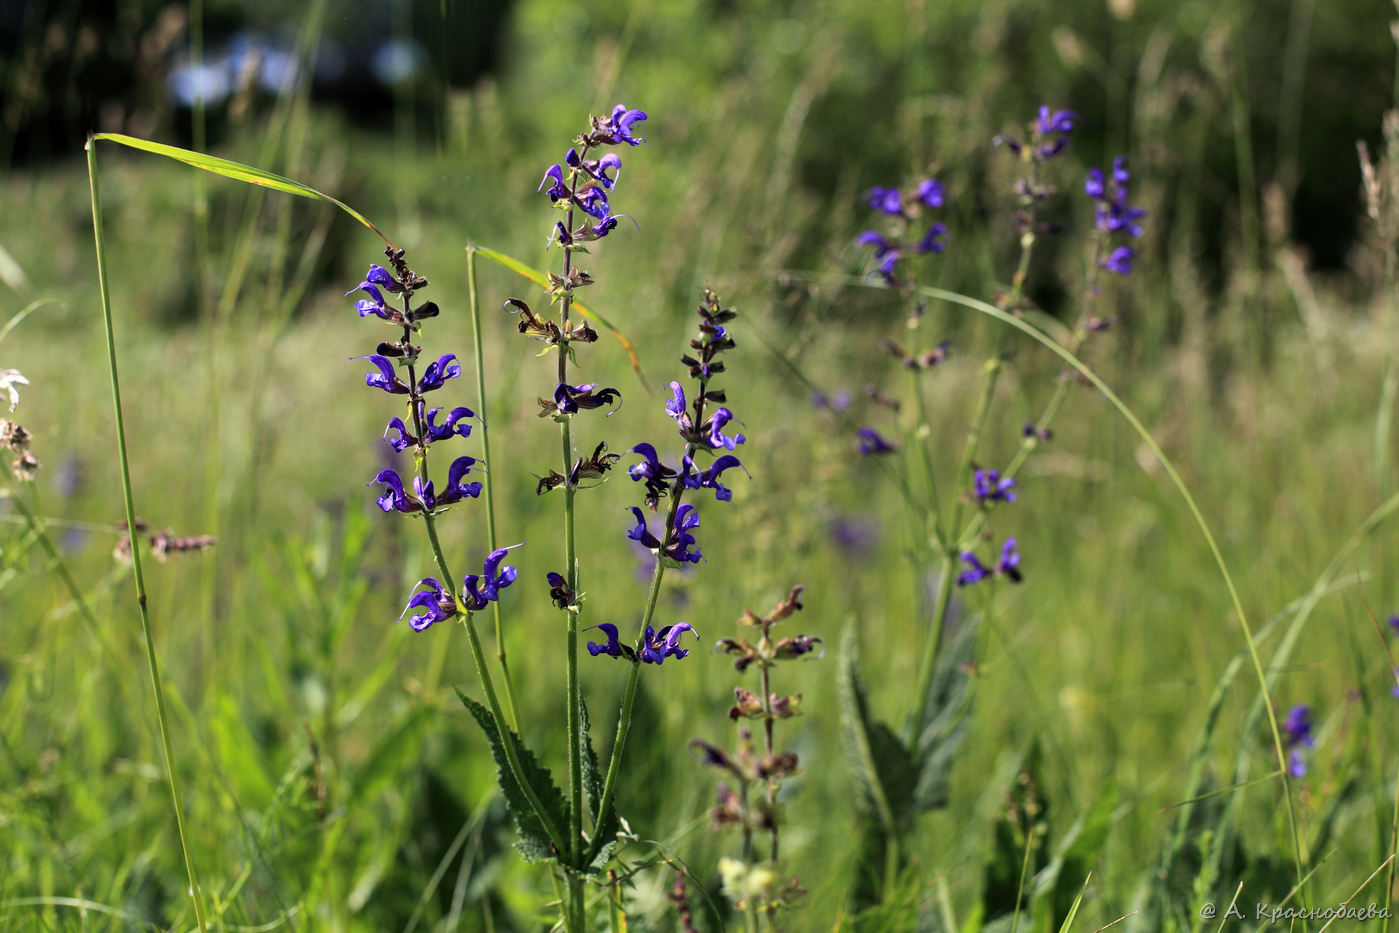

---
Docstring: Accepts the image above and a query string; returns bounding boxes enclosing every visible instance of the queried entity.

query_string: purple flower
[383,404,475,452]
[627,504,702,563]
[682,453,746,502]
[461,545,522,611]
[1101,246,1134,276]
[916,223,947,254]
[706,408,745,450]
[973,469,1017,504]
[368,468,420,513]
[593,152,622,188]
[418,354,462,392]
[586,622,626,658]
[665,381,689,423]
[591,105,648,147]
[539,163,568,201]
[639,622,697,664]
[398,577,457,631]
[916,178,944,209]
[857,426,897,455]
[551,382,622,415]
[864,186,903,215]
[437,456,483,504]
[1283,704,1313,749]
[1036,106,1076,136]
[359,355,411,394]
[1389,614,1399,636]
[957,537,1023,586]
[628,442,677,484]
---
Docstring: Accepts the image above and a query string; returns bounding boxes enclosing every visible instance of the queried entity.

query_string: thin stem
[588,555,665,864]
[465,246,520,730]
[559,156,586,872]
[87,138,209,933]
[757,649,779,864]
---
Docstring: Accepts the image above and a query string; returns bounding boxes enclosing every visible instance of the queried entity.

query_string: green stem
[465,246,520,730]
[86,138,209,933]
[587,554,667,864]
[559,173,585,873]
[566,874,586,933]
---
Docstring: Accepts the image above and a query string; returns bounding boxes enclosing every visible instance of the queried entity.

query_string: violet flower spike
[398,577,458,632]
[916,178,944,209]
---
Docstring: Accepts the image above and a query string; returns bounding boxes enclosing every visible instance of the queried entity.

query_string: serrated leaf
[458,690,569,864]
[838,626,918,827]
[580,699,619,872]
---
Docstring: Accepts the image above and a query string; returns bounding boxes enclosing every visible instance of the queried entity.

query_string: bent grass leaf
[88,133,392,245]
[459,690,569,864]
[473,245,649,388]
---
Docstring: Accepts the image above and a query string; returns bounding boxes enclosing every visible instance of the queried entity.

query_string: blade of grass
[88,133,392,247]
[474,245,648,388]
[87,136,209,932]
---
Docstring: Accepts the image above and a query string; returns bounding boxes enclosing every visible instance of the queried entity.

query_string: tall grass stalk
[85,137,210,933]
[466,245,521,729]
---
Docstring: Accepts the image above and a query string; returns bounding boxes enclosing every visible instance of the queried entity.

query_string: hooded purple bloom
[398,577,457,632]
[916,223,947,254]
[864,186,903,215]
[591,105,647,147]
[359,355,411,394]
[957,537,1023,586]
[916,178,944,209]
[437,455,483,504]
[384,404,474,452]
[368,469,420,513]
[857,426,897,455]
[1102,246,1135,276]
[707,408,745,450]
[665,381,688,422]
[418,354,462,392]
[461,545,521,611]
[627,504,701,563]
[683,453,746,501]
[593,152,622,188]
[973,469,1017,504]
[640,622,697,664]
[587,622,625,657]
[552,382,622,415]
[1389,614,1399,636]
[539,163,568,201]
[628,442,676,484]
[1037,106,1076,136]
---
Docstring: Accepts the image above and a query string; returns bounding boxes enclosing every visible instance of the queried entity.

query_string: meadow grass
[3,0,1399,930]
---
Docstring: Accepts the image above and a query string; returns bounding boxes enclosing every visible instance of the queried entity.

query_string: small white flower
[0,369,28,412]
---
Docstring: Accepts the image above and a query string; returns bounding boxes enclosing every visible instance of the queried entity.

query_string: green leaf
[1035,780,1118,926]
[580,699,619,872]
[473,245,649,388]
[458,690,569,864]
[912,614,976,812]
[89,133,391,244]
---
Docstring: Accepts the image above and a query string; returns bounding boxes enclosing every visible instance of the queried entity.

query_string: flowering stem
[87,138,209,933]
[757,653,779,863]
[910,200,1039,745]
[559,173,586,871]
[465,246,521,730]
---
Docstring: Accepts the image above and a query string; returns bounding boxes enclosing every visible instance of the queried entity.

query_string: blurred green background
[3,0,1399,929]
